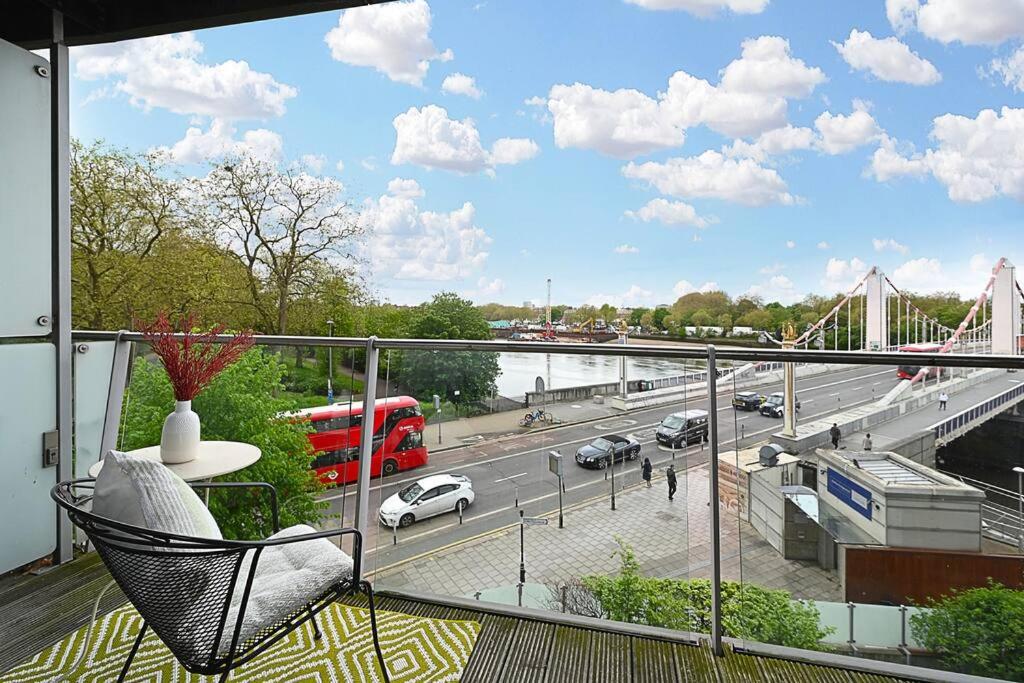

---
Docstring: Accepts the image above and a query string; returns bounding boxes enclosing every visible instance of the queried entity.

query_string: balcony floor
[1,552,917,682]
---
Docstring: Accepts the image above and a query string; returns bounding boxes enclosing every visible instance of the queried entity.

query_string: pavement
[374,463,843,603]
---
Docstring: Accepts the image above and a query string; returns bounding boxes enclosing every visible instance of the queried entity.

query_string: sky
[64,0,1024,308]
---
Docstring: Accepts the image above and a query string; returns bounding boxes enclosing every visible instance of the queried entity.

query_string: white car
[378,474,474,528]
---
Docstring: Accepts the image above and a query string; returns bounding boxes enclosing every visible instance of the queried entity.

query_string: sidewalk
[375,464,842,603]
[427,398,621,450]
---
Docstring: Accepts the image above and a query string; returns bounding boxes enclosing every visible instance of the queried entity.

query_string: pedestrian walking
[862,433,873,451]
[666,464,677,501]
[642,457,653,488]
[829,423,841,449]
[939,391,949,411]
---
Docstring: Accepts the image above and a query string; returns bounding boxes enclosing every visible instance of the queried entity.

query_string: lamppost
[326,319,334,404]
[1013,466,1024,552]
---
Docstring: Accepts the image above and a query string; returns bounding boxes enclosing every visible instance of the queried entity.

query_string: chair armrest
[189,481,280,532]
[255,526,364,583]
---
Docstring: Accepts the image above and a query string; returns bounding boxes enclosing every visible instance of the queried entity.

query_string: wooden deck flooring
[1,552,918,682]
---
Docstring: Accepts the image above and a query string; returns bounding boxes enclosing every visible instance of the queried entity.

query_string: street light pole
[608,443,616,511]
[326,319,334,404]
[518,509,526,606]
[1013,466,1024,552]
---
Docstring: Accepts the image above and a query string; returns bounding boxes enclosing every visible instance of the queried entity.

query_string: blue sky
[66,0,1024,307]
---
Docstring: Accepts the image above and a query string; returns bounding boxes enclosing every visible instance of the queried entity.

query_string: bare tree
[196,156,363,334]
[545,578,605,618]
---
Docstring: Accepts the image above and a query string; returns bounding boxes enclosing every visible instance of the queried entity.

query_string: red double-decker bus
[294,396,429,485]
[896,343,943,380]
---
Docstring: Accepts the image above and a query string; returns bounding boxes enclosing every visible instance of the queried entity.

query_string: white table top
[88,441,262,482]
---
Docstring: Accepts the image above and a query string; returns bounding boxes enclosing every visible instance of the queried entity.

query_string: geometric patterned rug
[1,602,480,682]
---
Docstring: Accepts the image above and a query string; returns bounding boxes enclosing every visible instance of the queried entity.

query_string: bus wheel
[382,459,398,476]
[399,513,415,528]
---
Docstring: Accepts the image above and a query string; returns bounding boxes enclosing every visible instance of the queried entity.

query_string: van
[656,409,709,448]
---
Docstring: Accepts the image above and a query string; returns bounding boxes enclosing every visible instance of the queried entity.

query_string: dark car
[731,391,763,411]
[575,434,641,469]
[759,392,800,418]
[655,410,709,448]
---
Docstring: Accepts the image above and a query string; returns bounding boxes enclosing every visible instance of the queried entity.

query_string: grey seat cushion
[220,524,354,652]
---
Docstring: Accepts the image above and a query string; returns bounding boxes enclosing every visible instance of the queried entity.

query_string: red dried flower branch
[139,312,255,401]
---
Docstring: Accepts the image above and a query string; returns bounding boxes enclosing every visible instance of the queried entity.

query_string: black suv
[656,410,709,447]
[731,392,763,411]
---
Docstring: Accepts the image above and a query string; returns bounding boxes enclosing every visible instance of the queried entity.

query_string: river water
[495,351,695,399]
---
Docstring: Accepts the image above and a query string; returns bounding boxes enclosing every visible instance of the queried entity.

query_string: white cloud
[324,0,452,86]
[542,35,825,158]
[886,0,1024,45]
[814,105,884,155]
[387,177,425,198]
[891,253,998,296]
[785,240,796,248]
[361,157,379,172]
[719,36,826,99]
[359,192,491,281]
[623,0,769,17]
[391,105,538,173]
[441,73,483,99]
[673,280,719,296]
[614,244,640,254]
[300,153,327,173]
[335,160,346,173]
[724,125,815,161]
[817,241,830,250]
[154,119,283,164]
[623,198,711,228]
[868,107,1024,202]
[759,263,784,275]
[72,33,296,119]
[471,276,506,299]
[990,47,1024,92]
[744,274,802,304]
[821,256,869,292]
[586,284,655,307]
[873,237,910,254]
[623,151,798,206]
[832,29,941,85]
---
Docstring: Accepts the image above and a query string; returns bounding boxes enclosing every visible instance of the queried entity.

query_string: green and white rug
[3,602,480,682]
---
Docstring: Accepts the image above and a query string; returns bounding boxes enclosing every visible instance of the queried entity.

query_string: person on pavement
[939,391,949,411]
[642,457,653,488]
[829,423,841,449]
[666,464,677,501]
[862,433,873,451]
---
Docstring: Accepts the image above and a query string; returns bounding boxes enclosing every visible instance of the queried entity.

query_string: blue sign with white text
[827,468,873,520]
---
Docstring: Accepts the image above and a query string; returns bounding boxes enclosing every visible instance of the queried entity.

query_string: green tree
[717,313,733,333]
[576,540,831,650]
[396,292,501,403]
[911,583,1024,680]
[652,307,670,330]
[629,307,650,327]
[639,311,655,331]
[691,309,713,328]
[120,350,326,540]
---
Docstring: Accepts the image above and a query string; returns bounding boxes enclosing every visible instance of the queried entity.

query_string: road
[319,364,900,574]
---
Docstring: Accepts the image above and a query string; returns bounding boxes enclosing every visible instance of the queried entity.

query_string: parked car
[379,473,474,528]
[731,392,763,411]
[758,392,800,418]
[575,434,641,468]
[655,409,709,447]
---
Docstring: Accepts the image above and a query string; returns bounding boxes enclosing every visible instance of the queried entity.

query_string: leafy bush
[121,350,326,539]
[910,583,1024,680]
[576,539,831,650]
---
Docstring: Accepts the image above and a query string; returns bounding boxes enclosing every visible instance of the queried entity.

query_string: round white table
[89,441,261,482]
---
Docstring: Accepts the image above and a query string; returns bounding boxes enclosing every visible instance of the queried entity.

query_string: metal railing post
[98,333,133,459]
[707,345,723,656]
[354,336,379,574]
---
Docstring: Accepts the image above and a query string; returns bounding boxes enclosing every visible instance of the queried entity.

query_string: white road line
[851,386,863,391]
[828,392,841,397]
[494,472,528,483]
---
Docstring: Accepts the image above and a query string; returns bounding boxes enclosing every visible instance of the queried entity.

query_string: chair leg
[360,581,390,683]
[309,606,322,640]
[117,621,148,683]
[218,669,231,683]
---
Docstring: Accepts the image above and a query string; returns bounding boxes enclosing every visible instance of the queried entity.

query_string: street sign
[535,376,545,393]
[522,517,549,526]
[548,451,563,477]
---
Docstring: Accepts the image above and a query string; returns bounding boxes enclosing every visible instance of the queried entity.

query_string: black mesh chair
[52,479,390,683]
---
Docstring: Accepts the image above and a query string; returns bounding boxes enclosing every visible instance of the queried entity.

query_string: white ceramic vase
[161,400,200,464]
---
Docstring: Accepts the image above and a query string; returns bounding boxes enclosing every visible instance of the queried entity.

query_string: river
[495,351,696,399]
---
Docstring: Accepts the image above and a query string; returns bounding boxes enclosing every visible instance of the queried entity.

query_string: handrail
[70,330,1024,369]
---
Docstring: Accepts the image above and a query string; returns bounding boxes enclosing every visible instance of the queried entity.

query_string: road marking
[851,386,863,391]
[828,392,841,397]
[494,472,528,483]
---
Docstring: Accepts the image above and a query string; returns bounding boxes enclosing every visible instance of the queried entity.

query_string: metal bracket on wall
[42,430,58,468]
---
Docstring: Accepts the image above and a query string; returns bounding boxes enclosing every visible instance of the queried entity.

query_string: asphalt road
[320,363,899,574]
